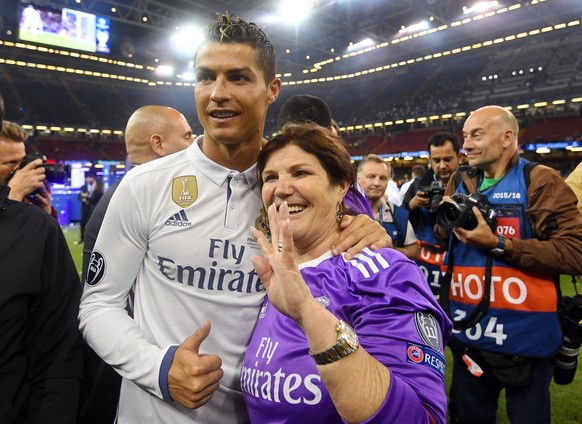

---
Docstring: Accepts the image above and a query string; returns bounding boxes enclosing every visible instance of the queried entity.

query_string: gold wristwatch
[309,320,359,365]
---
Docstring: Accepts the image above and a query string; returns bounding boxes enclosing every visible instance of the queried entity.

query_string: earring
[337,203,344,221]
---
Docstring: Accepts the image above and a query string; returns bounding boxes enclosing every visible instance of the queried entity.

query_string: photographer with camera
[403,132,463,295]
[436,105,582,424]
[0,120,58,218]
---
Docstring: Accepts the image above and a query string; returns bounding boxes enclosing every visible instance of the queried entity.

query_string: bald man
[124,105,194,166]
[78,105,192,424]
[436,105,582,424]
[82,105,193,280]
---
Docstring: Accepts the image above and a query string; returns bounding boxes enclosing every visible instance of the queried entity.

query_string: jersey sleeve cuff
[344,373,435,424]
[159,345,179,401]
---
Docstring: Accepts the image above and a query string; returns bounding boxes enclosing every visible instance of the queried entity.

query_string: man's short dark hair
[411,165,426,179]
[426,131,460,154]
[277,95,332,129]
[197,13,277,84]
[258,122,355,189]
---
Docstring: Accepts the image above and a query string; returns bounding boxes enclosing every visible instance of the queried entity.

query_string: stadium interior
[1,0,581,221]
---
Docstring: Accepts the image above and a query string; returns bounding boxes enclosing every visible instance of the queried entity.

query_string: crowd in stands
[2,28,582,138]
[1,15,581,173]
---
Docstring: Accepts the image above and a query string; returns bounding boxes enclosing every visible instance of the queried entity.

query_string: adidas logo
[165,210,192,227]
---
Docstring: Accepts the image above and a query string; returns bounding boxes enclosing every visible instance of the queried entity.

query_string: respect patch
[406,342,446,376]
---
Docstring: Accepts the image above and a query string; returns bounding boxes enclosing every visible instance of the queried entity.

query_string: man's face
[358,161,389,202]
[462,110,508,170]
[164,113,193,155]
[429,140,460,184]
[194,41,280,149]
[0,139,25,185]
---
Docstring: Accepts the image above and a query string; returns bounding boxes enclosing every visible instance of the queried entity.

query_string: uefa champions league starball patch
[86,251,106,286]
[414,311,442,350]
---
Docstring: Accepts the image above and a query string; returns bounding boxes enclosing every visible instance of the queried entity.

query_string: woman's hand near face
[250,202,317,324]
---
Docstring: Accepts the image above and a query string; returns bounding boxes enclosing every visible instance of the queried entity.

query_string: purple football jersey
[242,248,452,423]
[345,183,374,218]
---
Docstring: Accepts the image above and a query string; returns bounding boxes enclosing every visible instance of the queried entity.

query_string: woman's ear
[338,180,350,202]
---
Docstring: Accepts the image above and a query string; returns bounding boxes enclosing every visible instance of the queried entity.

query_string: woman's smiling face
[261,143,348,252]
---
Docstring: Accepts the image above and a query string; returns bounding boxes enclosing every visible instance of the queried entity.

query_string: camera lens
[554,335,581,385]
[436,202,462,230]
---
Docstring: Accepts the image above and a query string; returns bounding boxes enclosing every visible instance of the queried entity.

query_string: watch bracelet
[310,342,358,365]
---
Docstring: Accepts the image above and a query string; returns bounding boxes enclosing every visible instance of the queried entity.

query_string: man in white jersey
[79,13,389,424]
[78,105,194,424]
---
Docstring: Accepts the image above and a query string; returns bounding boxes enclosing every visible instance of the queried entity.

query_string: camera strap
[439,230,494,331]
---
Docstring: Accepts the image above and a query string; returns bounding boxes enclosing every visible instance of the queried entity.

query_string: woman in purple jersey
[242,123,452,424]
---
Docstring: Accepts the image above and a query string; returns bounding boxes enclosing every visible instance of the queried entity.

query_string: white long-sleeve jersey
[79,137,266,423]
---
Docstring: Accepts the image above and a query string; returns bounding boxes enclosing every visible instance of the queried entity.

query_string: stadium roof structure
[3,0,581,75]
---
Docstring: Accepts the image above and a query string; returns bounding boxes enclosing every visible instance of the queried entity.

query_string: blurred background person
[244,122,451,423]
[358,154,419,259]
[77,173,96,244]
[399,164,426,204]
[384,161,402,206]
[0,120,57,218]
[88,177,104,214]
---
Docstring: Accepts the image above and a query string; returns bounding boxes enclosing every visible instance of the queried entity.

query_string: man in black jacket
[0,94,83,424]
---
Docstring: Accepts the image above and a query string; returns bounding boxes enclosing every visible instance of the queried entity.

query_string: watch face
[339,321,359,349]
[491,248,504,256]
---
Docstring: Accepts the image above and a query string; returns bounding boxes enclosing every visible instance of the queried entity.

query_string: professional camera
[436,192,496,230]
[418,180,445,213]
[554,294,582,385]
[19,152,69,184]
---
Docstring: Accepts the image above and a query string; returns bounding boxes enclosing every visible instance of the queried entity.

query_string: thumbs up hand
[168,321,224,409]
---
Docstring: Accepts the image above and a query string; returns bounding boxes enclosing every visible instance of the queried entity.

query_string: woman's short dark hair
[257,122,355,189]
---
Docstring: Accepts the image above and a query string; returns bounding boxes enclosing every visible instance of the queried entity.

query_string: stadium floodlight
[463,1,499,15]
[347,38,375,52]
[279,0,314,25]
[181,72,195,81]
[399,21,430,34]
[171,25,204,57]
[155,64,174,77]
